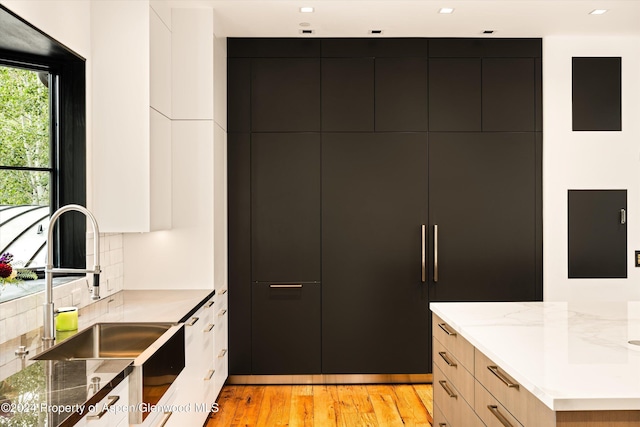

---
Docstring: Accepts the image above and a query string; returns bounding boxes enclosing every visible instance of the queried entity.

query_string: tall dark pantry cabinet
[228,38,542,380]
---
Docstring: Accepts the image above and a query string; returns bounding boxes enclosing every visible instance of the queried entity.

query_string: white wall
[543,36,640,301]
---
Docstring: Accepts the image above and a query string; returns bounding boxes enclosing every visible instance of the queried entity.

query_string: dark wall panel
[322,38,428,57]
[572,57,621,131]
[227,58,251,132]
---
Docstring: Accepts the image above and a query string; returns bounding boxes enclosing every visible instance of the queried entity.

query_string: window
[0,5,87,301]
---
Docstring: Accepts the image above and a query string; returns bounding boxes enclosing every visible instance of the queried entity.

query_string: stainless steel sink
[32,322,176,360]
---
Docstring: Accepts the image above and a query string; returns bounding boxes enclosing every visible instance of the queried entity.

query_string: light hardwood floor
[205,384,433,427]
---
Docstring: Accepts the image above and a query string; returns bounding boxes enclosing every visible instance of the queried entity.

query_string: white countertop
[430,301,640,412]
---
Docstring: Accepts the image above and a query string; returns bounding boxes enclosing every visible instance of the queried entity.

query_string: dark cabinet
[251,133,321,282]
[321,58,374,131]
[428,58,481,131]
[482,58,536,131]
[572,57,622,131]
[251,58,320,132]
[568,190,627,278]
[322,132,430,374]
[252,282,321,374]
[375,57,428,131]
[428,133,539,301]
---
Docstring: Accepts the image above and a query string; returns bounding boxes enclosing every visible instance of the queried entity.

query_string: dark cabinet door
[322,132,430,374]
[251,133,321,282]
[321,58,374,131]
[429,133,538,302]
[375,57,428,131]
[252,282,321,374]
[482,58,536,131]
[251,58,320,132]
[428,58,481,131]
[568,190,627,278]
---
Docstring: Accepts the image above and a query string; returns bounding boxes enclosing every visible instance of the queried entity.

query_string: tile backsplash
[0,233,124,344]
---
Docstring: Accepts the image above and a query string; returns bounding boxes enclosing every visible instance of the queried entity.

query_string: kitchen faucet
[43,204,101,341]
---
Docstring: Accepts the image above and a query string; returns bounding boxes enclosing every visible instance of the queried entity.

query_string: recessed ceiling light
[439,8,455,14]
[590,9,608,15]
[300,7,314,13]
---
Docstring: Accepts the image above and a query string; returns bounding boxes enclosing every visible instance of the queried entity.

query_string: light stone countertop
[430,301,640,412]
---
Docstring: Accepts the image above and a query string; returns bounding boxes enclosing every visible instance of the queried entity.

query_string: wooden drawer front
[475,380,523,427]
[433,314,474,372]
[433,337,474,406]
[433,403,451,427]
[434,364,484,427]
[475,349,555,427]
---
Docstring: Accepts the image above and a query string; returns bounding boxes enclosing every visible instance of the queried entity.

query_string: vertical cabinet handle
[204,369,215,381]
[433,224,439,282]
[421,225,426,283]
[487,405,514,427]
[621,208,626,224]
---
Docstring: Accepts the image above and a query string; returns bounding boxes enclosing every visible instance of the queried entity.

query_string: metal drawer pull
[218,349,228,358]
[488,405,514,427]
[220,288,228,294]
[487,365,520,389]
[438,380,457,398]
[421,224,426,282]
[87,395,120,420]
[205,323,214,332]
[439,424,447,427]
[621,208,626,224]
[269,284,303,288]
[438,351,457,367]
[433,224,439,282]
[205,300,214,308]
[218,309,227,317]
[437,323,457,336]
[159,411,173,427]
[187,316,199,326]
[204,369,215,381]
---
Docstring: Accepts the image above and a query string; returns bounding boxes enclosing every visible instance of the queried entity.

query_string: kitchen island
[0,289,215,426]
[431,301,640,426]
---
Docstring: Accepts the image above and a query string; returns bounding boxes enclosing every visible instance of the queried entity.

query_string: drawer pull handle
[269,284,303,288]
[187,316,199,326]
[205,323,214,332]
[488,405,514,427]
[438,380,457,399]
[218,349,228,358]
[487,365,519,390]
[439,424,447,427]
[159,411,173,427]
[219,288,228,294]
[205,300,214,308]
[218,309,227,317]
[438,351,457,367]
[204,369,215,380]
[87,395,120,420]
[437,323,457,336]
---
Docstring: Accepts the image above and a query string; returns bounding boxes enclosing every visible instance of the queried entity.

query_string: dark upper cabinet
[251,58,320,132]
[227,58,251,132]
[375,57,428,131]
[568,190,627,278]
[251,133,321,282]
[429,58,481,131]
[572,57,622,131]
[252,282,321,374]
[482,58,536,131]
[321,58,374,131]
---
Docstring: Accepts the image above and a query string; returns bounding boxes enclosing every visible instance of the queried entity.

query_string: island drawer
[432,402,451,427]
[433,314,474,372]
[434,363,485,427]
[475,349,554,427]
[475,379,523,427]
[433,336,474,406]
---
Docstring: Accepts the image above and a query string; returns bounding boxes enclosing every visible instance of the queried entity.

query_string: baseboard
[228,373,433,385]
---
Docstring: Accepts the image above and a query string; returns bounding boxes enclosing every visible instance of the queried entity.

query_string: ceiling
[167,0,640,38]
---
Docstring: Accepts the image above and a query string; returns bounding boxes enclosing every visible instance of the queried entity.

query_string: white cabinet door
[78,377,129,427]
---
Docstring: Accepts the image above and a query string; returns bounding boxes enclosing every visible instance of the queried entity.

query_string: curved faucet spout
[43,204,101,341]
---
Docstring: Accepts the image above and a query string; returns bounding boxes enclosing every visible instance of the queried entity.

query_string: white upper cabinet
[92,1,172,232]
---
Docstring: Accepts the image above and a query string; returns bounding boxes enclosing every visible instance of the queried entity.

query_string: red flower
[0,263,12,279]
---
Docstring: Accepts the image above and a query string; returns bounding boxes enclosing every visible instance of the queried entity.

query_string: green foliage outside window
[0,66,50,206]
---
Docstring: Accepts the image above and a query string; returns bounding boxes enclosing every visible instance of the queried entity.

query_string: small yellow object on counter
[56,307,78,331]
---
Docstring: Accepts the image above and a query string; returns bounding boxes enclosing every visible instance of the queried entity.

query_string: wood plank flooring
[206,384,433,427]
